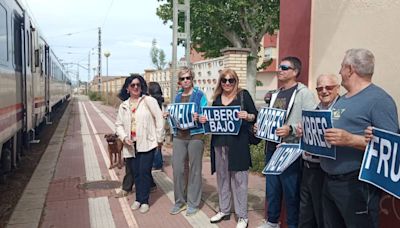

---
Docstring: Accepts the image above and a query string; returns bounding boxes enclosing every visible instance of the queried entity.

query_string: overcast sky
[24,0,180,81]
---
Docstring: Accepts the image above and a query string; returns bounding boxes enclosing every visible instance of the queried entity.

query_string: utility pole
[171,0,190,101]
[98,27,102,96]
[87,52,90,94]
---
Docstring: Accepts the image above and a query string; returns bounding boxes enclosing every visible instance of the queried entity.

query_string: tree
[150,38,167,70]
[156,0,279,97]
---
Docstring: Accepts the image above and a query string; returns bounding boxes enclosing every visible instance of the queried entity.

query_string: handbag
[239,91,261,145]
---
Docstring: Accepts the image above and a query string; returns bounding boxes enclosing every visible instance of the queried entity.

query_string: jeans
[128,148,155,204]
[152,146,163,169]
[322,171,381,228]
[265,143,301,228]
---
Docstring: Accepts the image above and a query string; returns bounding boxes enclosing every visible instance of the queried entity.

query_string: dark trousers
[128,148,155,204]
[152,146,163,169]
[322,171,381,228]
[122,158,135,192]
[265,144,301,228]
[299,161,325,228]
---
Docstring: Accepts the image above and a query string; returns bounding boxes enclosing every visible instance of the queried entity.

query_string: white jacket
[115,96,165,158]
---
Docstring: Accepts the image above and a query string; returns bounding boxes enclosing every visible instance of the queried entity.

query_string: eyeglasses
[221,78,236,84]
[179,76,192,81]
[129,83,141,88]
[279,65,294,71]
[316,85,338,92]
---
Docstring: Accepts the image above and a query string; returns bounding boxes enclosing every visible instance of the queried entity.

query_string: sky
[23,0,181,82]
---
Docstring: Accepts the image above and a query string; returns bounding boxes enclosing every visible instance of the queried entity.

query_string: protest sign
[256,107,286,143]
[300,110,335,159]
[167,102,197,130]
[202,106,242,135]
[360,127,400,199]
[262,144,303,175]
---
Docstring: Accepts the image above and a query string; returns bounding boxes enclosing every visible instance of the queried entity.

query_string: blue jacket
[173,86,208,136]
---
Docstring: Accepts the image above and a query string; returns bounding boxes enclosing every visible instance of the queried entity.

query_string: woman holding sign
[200,69,258,228]
[166,67,208,216]
[115,74,164,213]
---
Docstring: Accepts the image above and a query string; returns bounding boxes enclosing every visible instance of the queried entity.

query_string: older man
[321,49,399,228]
[298,74,340,228]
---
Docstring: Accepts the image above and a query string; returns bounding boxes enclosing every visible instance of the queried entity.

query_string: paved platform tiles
[6,96,266,228]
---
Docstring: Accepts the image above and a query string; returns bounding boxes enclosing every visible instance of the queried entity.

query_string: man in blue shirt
[321,49,399,228]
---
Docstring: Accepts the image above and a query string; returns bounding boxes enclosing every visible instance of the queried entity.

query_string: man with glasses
[320,49,399,228]
[297,74,340,228]
[258,56,317,228]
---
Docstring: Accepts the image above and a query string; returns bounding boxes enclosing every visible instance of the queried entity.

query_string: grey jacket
[269,82,317,143]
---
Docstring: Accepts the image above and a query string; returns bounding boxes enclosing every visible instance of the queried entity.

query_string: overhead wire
[101,0,115,28]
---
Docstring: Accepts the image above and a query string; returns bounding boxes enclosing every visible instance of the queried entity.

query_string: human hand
[324,128,353,146]
[238,111,248,120]
[163,112,169,119]
[295,122,303,137]
[364,126,373,143]
[124,137,133,146]
[276,125,291,137]
[193,112,199,121]
[199,115,208,124]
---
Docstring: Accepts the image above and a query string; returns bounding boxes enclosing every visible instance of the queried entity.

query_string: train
[0,0,71,181]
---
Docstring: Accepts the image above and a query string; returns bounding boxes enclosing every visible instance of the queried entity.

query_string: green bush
[250,140,265,173]
[88,91,102,101]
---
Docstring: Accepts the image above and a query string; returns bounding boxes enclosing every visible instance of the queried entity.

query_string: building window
[0,4,8,62]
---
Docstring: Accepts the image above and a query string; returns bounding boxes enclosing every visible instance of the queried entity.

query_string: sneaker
[237,218,249,228]
[169,204,187,215]
[257,220,280,228]
[186,207,199,216]
[210,212,231,223]
[131,201,141,210]
[114,189,130,198]
[139,204,149,213]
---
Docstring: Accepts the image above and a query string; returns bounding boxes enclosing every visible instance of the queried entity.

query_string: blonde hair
[212,68,242,101]
[177,67,195,80]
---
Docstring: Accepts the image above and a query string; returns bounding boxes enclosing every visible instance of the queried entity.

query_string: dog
[104,133,123,169]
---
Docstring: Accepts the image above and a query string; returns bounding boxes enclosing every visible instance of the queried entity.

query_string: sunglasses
[316,85,338,92]
[179,76,192,81]
[221,78,236,84]
[129,83,141,88]
[279,65,294,71]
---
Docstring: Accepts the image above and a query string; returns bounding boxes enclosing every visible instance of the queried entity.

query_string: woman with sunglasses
[115,74,164,213]
[166,67,208,216]
[199,69,258,228]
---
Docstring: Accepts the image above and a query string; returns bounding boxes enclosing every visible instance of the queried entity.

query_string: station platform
[6,96,266,228]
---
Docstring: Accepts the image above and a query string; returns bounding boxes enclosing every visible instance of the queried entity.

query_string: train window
[0,4,8,62]
[13,15,22,71]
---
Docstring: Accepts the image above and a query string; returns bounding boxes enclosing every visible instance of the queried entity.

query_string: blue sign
[262,144,302,175]
[202,106,242,135]
[300,110,335,159]
[256,107,286,143]
[167,103,198,130]
[360,127,400,199]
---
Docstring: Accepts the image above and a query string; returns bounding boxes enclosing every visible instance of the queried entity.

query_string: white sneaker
[236,218,249,228]
[210,212,230,223]
[139,204,149,213]
[131,201,141,210]
[257,220,280,228]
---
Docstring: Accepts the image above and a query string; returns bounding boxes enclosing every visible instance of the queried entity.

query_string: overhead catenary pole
[171,0,178,101]
[98,27,102,95]
[171,0,190,101]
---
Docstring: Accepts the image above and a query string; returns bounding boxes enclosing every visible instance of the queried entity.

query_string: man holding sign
[166,67,208,217]
[258,57,317,228]
[297,74,340,228]
[320,49,399,228]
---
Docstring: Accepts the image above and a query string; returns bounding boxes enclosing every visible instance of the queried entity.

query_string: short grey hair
[343,48,375,77]
[317,74,339,85]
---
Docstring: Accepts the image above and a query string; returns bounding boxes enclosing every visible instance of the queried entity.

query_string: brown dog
[104,133,123,169]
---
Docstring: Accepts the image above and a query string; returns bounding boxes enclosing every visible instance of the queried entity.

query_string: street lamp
[104,51,111,104]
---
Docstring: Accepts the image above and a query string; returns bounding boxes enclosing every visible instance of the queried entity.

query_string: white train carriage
[0,0,71,180]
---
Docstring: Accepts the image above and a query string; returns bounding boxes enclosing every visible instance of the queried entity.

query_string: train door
[44,45,51,122]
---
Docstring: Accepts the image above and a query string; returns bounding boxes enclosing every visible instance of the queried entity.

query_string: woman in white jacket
[115,74,164,213]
